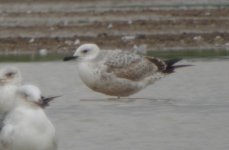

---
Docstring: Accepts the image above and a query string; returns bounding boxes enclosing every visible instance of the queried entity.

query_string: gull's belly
[94,79,142,97]
[78,66,142,96]
[2,108,56,150]
[77,63,159,97]
[12,127,55,150]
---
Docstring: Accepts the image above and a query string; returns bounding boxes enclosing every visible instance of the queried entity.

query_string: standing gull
[0,84,58,150]
[64,43,190,97]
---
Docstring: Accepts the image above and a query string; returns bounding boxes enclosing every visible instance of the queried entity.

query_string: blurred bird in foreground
[0,84,58,150]
[64,43,191,98]
[0,66,22,114]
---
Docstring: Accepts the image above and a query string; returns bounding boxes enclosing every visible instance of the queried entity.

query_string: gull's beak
[63,56,78,61]
[39,96,61,108]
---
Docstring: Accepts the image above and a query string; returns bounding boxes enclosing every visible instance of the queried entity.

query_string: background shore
[0,0,229,55]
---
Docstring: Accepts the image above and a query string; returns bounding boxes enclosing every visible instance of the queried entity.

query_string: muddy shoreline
[0,2,229,53]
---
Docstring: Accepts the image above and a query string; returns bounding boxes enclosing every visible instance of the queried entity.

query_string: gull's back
[103,50,161,81]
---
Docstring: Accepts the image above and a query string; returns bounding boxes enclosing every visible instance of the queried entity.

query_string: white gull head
[16,84,59,108]
[0,66,22,86]
[16,85,42,105]
[64,43,100,62]
[73,43,100,61]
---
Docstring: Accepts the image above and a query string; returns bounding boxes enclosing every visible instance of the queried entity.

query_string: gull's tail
[163,58,192,73]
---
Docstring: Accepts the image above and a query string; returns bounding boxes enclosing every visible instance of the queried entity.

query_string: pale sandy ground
[0,59,229,150]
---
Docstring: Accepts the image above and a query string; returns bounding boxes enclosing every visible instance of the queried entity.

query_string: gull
[0,84,58,150]
[0,66,22,86]
[63,43,190,98]
[0,66,22,114]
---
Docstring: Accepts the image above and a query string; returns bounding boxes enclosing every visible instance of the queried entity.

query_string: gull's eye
[6,72,15,78]
[82,49,89,54]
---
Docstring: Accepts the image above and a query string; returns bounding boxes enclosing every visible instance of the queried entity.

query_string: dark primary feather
[163,58,192,73]
[165,58,182,67]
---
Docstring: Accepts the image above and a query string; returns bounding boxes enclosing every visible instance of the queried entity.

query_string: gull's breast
[77,63,101,88]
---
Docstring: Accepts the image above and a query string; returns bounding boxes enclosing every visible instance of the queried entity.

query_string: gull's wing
[103,50,166,81]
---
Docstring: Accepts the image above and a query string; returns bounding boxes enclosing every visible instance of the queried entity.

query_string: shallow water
[1,59,229,150]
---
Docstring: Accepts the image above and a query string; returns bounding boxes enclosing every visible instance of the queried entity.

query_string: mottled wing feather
[104,51,160,81]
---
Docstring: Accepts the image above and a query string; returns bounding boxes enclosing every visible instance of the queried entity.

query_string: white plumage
[0,66,22,86]
[0,66,22,114]
[0,85,57,150]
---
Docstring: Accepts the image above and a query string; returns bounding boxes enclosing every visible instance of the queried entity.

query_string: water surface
[0,59,228,150]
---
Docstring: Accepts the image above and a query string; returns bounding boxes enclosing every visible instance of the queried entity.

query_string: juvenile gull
[0,84,58,150]
[0,66,22,114]
[64,43,190,98]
